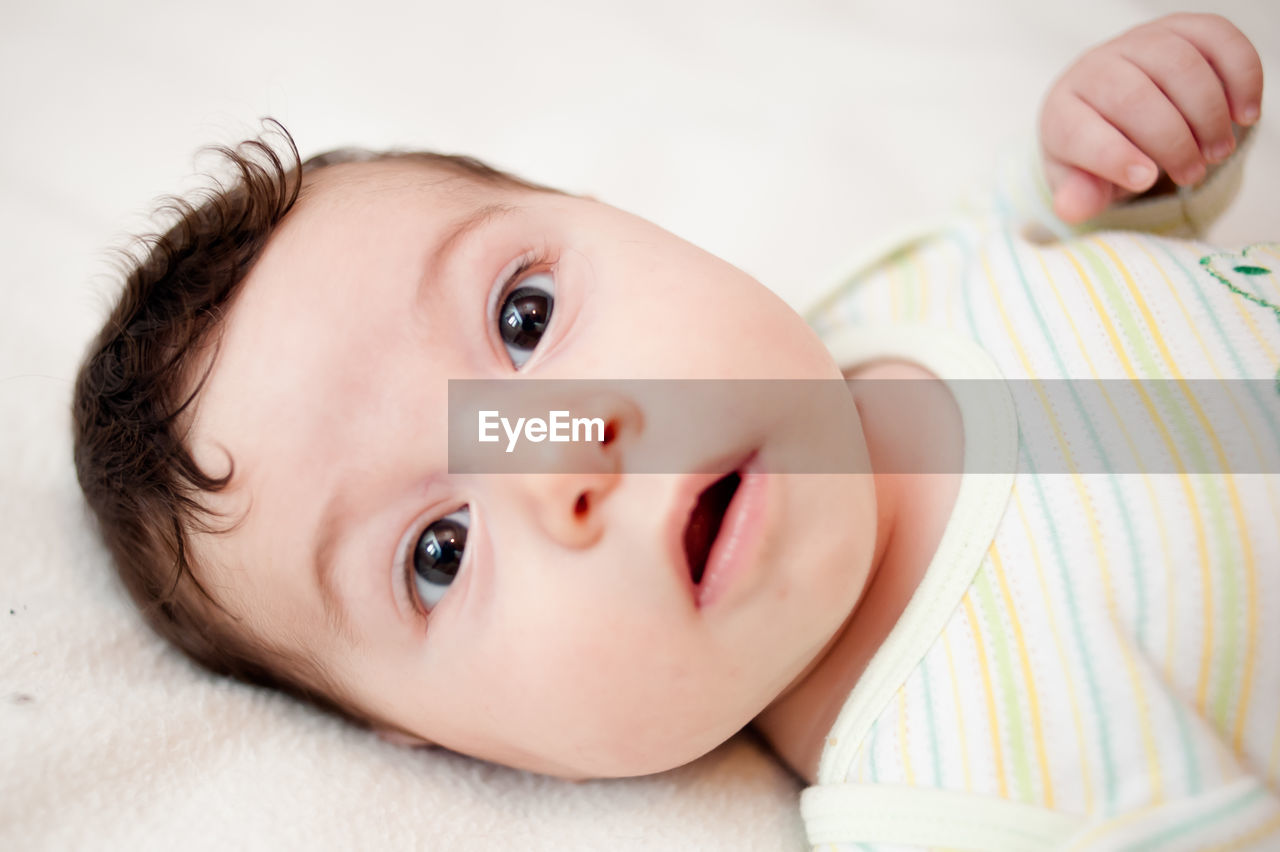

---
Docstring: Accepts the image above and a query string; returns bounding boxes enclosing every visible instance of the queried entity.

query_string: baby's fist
[1039,13,1263,224]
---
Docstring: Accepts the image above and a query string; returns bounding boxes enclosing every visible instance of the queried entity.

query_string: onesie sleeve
[992,124,1255,243]
[1059,776,1280,851]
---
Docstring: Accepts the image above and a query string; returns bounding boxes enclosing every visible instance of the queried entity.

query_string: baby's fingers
[1041,93,1158,198]
[1159,13,1264,127]
[1072,56,1206,186]
[1047,165,1120,224]
[1118,28,1235,164]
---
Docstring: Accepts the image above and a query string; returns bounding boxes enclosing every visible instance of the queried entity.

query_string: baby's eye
[498,272,555,368]
[411,507,469,611]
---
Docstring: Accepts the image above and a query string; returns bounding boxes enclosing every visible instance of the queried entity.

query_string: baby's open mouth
[682,471,742,585]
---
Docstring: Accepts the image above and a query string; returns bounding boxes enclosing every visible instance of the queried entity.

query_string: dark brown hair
[72,117,558,729]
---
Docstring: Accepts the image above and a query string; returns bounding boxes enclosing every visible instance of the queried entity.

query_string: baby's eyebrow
[419,201,519,294]
[313,489,359,648]
[308,200,517,647]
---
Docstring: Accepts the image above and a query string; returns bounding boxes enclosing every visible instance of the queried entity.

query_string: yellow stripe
[1058,241,1214,716]
[913,246,931,318]
[1016,486,1095,811]
[858,714,876,783]
[1099,235,1257,752]
[1202,808,1280,852]
[1061,239,1189,460]
[989,545,1055,807]
[945,244,960,326]
[1221,245,1280,362]
[888,259,900,322]
[898,687,916,784]
[1230,293,1280,362]
[942,630,975,793]
[898,253,919,320]
[1269,711,1280,785]
[1063,799,1167,851]
[963,590,1008,797]
[981,249,1077,459]
[1034,246,1179,677]
[1132,237,1271,753]
[986,242,1166,800]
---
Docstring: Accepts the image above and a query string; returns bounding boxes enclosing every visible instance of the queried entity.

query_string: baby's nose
[515,391,640,549]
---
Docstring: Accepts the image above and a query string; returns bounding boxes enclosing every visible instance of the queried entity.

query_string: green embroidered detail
[1201,259,1279,316]
[1201,244,1280,393]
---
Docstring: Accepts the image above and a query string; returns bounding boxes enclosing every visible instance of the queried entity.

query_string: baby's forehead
[298,158,512,211]
[188,162,506,525]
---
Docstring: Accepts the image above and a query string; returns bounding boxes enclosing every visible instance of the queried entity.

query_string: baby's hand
[1039,13,1263,223]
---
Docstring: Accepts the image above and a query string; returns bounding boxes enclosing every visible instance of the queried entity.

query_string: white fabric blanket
[3,0,1277,848]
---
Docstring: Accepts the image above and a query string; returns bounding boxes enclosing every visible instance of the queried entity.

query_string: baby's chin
[521,745,730,782]
[466,715,749,781]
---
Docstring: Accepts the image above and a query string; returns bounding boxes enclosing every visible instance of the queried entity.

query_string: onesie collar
[814,324,1018,784]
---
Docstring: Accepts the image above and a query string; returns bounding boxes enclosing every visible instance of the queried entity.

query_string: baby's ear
[375,726,435,748]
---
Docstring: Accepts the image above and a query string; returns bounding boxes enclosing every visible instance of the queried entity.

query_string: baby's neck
[752,359,964,784]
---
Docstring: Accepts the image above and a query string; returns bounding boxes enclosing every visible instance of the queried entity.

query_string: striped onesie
[799,136,1280,851]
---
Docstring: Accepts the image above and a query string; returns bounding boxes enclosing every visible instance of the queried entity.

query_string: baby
[73,12,1278,849]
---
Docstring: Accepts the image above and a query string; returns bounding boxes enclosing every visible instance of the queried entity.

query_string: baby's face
[187,160,877,778]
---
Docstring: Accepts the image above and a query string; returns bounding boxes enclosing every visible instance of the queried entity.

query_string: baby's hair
[72,118,560,729]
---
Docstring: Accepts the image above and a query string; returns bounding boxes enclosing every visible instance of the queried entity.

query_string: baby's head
[73,120,877,779]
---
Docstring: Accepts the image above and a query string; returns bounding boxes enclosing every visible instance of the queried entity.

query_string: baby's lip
[664,449,756,605]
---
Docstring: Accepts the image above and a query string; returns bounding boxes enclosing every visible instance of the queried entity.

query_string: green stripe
[868,717,880,782]
[897,251,916,319]
[1077,238,1240,733]
[1168,699,1203,797]
[1067,239,1159,642]
[1079,238,1230,462]
[1156,241,1280,456]
[1019,445,1117,807]
[919,652,944,787]
[1073,235,1216,801]
[951,227,981,347]
[984,217,1121,807]
[911,248,930,318]
[1162,240,1277,762]
[974,567,1035,803]
[1128,784,1266,851]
